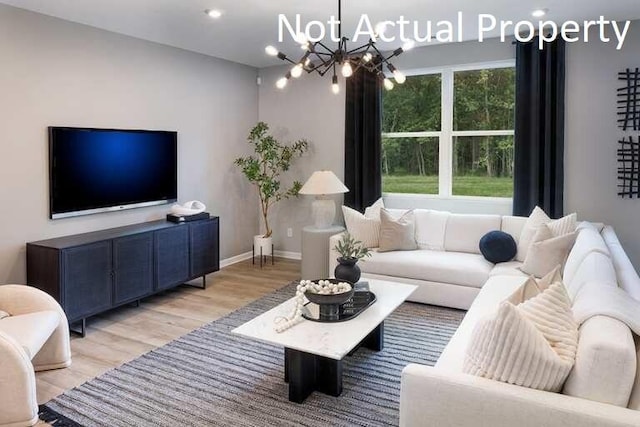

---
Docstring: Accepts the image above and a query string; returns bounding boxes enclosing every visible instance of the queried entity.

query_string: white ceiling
[2,0,640,68]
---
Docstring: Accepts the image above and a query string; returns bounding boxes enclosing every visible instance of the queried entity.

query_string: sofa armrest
[400,364,640,427]
[328,232,346,278]
[0,285,71,370]
[0,331,38,426]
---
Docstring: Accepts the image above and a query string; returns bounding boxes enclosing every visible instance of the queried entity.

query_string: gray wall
[0,5,259,283]
[565,23,640,268]
[258,38,515,254]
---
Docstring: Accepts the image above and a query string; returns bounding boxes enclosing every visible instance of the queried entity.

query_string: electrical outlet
[287,228,293,238]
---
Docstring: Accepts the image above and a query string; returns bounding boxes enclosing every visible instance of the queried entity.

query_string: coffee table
[232,279,417,403]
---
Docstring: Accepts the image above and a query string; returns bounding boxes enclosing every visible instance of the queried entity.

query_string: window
[382,63,515,198]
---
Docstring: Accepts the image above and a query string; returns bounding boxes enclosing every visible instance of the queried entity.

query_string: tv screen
[49,127,177,219]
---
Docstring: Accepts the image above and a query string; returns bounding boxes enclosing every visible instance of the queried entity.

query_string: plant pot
[253,235,273,256]
[334,257,361,283]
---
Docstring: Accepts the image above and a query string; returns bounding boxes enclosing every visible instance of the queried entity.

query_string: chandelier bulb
[276,76,288,89]
[383,78,394,91]
[291,64,303,78]
[362,52,373,63]
[332,75,340,94]
[265,45,278,56]
[341,61,353,78]
[402,40,416,51]
[393,69,406,84]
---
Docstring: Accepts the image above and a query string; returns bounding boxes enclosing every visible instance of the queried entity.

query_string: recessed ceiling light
[205,9,222,19]
[531,8,548,18]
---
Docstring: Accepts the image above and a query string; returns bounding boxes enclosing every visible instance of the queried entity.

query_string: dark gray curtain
[344,67,382,212]
[513,38,566,218]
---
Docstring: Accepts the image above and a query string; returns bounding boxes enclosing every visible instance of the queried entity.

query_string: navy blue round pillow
[479,231,517,263]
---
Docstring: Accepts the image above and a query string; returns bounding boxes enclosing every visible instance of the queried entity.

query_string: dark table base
[284,322,384,403]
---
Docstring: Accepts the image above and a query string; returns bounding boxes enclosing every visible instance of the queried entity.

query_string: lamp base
[311,198,336,229]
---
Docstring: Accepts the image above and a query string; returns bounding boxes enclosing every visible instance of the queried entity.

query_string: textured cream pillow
[378,209,417,252]
[520,224,577,278]
[549,213,577,236]
[342,206,380,248]
[0,310,9,319]
[363,198,384,220]
[464,279,579,392]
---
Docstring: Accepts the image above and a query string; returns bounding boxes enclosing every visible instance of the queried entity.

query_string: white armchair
[0,285,71,427]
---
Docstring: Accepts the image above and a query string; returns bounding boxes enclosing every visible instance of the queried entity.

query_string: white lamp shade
[299,171,349,195]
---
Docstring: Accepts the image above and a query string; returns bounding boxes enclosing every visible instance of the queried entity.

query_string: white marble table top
[232,279,417,360]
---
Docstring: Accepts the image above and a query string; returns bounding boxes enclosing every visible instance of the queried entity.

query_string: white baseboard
[219,250,301,268]
[219,251,253,268]
[274,250,301,260]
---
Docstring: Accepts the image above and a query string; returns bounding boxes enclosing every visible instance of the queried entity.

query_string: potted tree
[333,233,372,283]
[234,122,309,257]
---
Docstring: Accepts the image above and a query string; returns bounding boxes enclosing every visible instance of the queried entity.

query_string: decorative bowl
[304,279,355,306]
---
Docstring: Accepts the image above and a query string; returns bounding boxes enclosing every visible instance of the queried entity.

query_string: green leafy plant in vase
[333,232,371,283]
[234,122,309,256]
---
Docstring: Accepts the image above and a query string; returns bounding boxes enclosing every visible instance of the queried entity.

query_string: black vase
[334,257,361,283]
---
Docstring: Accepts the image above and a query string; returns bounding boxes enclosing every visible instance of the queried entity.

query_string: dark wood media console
[26,217,219,336]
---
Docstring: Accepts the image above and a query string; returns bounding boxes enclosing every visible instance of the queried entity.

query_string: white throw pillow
[520,224,577,278]
[516,207,551,261]
[378,209,418,252]
[0,310,9,319]
[363,198,384,220]
[342,199,385,248]
[517,207,577,261]
[464,278,578,392]
[506,265,562,304]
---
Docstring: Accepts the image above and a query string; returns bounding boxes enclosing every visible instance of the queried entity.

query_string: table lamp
[299,170,349,229]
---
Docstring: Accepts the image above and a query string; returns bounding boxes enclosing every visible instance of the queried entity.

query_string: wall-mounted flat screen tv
[49,127,178,219]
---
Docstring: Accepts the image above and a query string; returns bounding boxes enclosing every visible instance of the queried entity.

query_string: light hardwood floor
[35,257,301,405]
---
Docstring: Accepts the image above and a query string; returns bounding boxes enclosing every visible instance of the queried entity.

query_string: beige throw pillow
[507,266,563,305]
[378,209,417,252]
[520,224,577,278]
[342,204,382,248]
[517,207,578,261]
[464,278,579,392]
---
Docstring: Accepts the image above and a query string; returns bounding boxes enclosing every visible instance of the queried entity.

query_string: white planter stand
[253,235,274,268]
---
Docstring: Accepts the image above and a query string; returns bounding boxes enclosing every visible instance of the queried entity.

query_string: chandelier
[264,0,414,94]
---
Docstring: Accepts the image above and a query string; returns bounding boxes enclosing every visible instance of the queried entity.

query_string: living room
[1,0,640,426]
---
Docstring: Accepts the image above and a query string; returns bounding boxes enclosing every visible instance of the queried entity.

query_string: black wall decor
[618,68,640,198]
[618,68,640,131]
[618,136,640,198]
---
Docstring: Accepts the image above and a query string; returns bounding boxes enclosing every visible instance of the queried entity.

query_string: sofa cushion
[361,249,493,288]
[563,316,636,407]
[436,275,528,372]
[563,222,611,286]
[489,261,528,278]
[379,209,417,252]
[0,310,59,359]
[479,231,517,263]
[463,280,578,392]
[500,216,526,243]
[602,226,640,302]
[565,251,617,300]
[414,209,449,251]
[628,335,640,410]
[444,214,502,254]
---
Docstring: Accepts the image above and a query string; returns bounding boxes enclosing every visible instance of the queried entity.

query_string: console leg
[272,244,275,265]
[70,318,86,338]
[252,245,255,265]
[260,247,263,268]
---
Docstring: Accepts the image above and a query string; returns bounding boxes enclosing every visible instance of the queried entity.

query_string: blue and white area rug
[40,283,464,426]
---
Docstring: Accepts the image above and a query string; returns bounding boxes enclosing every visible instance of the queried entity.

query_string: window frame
[382,59,516,201]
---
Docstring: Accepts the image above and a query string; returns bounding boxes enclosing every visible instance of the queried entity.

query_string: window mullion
[440,69,454,197]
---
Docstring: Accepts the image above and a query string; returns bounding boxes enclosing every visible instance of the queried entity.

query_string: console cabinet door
[189,219,219,278]
[62,241,112,322]
[155,226,190,290]
[113,234,154,305]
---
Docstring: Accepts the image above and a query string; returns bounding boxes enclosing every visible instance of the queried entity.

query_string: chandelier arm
[345,43,374,56]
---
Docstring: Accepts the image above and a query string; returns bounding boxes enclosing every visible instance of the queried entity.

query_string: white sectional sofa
[328,209,640,426]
